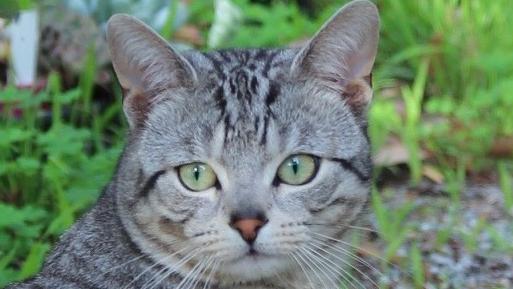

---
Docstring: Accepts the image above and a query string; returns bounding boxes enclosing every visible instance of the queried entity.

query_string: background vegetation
[1,0,512,288]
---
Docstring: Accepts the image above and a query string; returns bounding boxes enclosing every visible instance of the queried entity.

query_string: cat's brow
[331,158,371,183]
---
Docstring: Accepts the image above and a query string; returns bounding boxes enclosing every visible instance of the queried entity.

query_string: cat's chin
[219,254,290,281]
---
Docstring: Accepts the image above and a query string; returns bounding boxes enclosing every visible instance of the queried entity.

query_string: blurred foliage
[1,0,513,287]
[0,66,123,286]
[0,1,35,19]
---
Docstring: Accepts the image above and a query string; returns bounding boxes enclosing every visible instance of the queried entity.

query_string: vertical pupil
[291,158,299,174]
[193,166,200,181]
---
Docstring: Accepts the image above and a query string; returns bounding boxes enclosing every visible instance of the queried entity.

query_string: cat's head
[108,0,378,285]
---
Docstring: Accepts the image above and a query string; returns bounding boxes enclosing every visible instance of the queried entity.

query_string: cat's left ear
[291,0,379,108]
[107,14,197,128]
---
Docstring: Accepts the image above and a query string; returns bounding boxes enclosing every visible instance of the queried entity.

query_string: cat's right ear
[291,0,379,110]
[107,14,197,128]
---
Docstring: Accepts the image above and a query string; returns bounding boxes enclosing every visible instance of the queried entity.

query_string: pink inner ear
[341,78,373,109]
[123,90,153,128]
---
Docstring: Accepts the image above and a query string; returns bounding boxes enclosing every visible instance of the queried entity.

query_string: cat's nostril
[230,218,268,244]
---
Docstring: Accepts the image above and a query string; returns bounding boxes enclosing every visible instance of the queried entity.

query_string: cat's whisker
[302,245,356,289]
[100,255,145,276]
[311,232,391,265]
[142,247,200,289]
[202,258,219,289]
[122,253,174,289]
[196,256,217,289]
[309,236,386,283]
[311,232,407,277]
[101,239,186,278]
[306,241,375,289]
[299,247,341,289]
[125,245,192,289]
[304,222,379,234]
[296,248,330,289]
[172,252,209,289]
[289,252,316,289]
[184,255,214,289]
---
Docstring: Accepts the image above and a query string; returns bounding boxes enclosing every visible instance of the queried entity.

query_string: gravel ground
[352,179,513,289]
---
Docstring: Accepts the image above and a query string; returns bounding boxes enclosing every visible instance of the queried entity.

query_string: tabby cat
[8,0,379,288]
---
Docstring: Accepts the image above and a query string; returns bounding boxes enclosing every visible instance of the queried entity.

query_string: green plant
[460,217,486,253]
[401,60,429,185]
[371,188,414,260]
[441,159,466,208]
[0,75,122,286]
[410,242,425,289]
[221,0,319,48]
[498,162,513,215]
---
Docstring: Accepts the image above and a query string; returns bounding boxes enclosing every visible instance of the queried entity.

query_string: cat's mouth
[219,249,290,281]
[230,246,274,262]
[247,248,259,256]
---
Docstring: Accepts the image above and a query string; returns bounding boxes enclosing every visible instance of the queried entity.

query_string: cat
[7,0,379,288]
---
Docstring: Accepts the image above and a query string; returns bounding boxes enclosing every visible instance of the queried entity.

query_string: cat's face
[108,0,378,285]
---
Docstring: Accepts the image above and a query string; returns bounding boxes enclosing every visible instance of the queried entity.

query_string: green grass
[498,162,513,215]
[1,0,513,287]
[0,50,123,286]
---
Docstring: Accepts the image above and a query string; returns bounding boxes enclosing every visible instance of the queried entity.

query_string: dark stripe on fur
[204,53,223,75]
[137,170,167,198]
[265,82,280,107]
[223,113,233,144]
[250,76,259,93]
[260,114,269,146]
[262,51,279,77]
[308,196,359,214]
[332,158,371,182]
[213,87,226,118]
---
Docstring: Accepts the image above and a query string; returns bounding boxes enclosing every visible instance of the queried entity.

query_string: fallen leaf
[422,164,444,184]
[489,136,513,158]
[373,137,428,166]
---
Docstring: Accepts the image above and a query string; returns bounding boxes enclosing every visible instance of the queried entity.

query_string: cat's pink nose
[231,218,266,244]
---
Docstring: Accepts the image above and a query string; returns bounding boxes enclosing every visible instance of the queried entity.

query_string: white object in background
[208,0,242,49]
[7,9,39,87]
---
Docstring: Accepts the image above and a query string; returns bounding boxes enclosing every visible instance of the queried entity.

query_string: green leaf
[0,244,18,270]
[0,129,33,148]
[410,242,425,289]
[0,204,47,229]
[45,210,74,236]
[17,242,50,280]
[53,89,81,105]
[0,267,19,288]
[37,125,91,156]
[15,157,40,176]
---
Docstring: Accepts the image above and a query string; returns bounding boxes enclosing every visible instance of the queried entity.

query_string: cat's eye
[178,162,217,192]
[276,154,319,186]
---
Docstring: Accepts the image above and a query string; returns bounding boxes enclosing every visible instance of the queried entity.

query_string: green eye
[277,154,319,185]
[178,162,217,191]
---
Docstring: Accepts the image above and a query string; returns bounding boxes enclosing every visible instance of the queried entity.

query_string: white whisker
[174,253,208,289]
[185,255,214,289]
[289,252,316,289]
[310,236,379,288]
[310,236,385,286]
[300,247,341,289]
[202,258,219,289]
[144,248,200,289]
[101,255,145,276]
[306,242,367,289]
[311,232,401,274]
